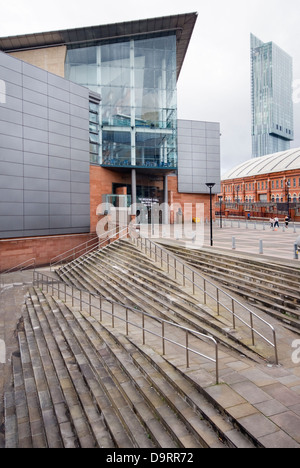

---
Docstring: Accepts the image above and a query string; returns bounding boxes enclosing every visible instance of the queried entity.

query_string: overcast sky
[1,0,300,175]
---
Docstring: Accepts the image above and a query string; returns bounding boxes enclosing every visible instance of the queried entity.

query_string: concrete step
[37,290,158,449]
[161,244,300,330]
[78,309,256,448]
[64,247,267,363]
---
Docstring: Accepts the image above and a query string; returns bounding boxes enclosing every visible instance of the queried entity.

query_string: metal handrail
[34,270,219,384]
[50,236,99,270]
[0,257,36,287]
[133,236,279,365]
[59,226,130,276]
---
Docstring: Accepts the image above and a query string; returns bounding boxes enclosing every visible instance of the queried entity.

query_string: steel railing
[132,236,279,365]
[58,226,130,276]
[50,236,100,270]
[34,271,220,384]
[0,257,36,287]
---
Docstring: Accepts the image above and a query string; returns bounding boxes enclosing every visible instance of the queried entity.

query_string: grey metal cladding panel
[70,148,89,162]
[24,165,49,179]
[23,126,49,143]
[49,168,71,182]
[24,203,49,216]
[24,177,48,191]
[2,95,22,112]
[71,171,90,183]
[49,204,71,215]
[49,109,70,125]
[49,180,71,193]
[22,61,48,82]
[24,190,49,203]
[24,216,49,230]
[23,101,48,119]
[0,52,22,72]
[71,137,89,151]
[5,81,22,100]
[49,120,70,137]
[0,216,23,231]
[23,75,48,95]
[0,107,22,126]
[178,168,193,177]
[70,93,89,109]
[24,153,48,167]
[48,73,70,91]
[0,135,23,151]
[191,121,206,130]
[48,96,70,113]
[48,84,70,103]
[71,159,89,172]
[70,126,89,141]
[23,113,48,131]
[71,181,89,194]
[49,132,70,148]
[49,156,71,170]
[71,193,90,204]
[0,148,23,164]
[71,215,90,228]
[71,204,90,215]
[24,139,48,155]
[49,192,71,204]
[0,188,23,203]
[0,161,23,177]
[70,104,89,120]
[0,65,22,86]
[205,122,220,131]
[0,174,23,190]
[49,144,71,159]
[71,115,89,129]
[178,183,193,193]
[177,119,192,129]
[0,202,23,216]
[49,215,71,229]
[70,81,89,98]
[0,120,22,139]
[23,88,48,107]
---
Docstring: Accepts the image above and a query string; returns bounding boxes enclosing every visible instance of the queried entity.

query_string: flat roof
[0,12,197,79]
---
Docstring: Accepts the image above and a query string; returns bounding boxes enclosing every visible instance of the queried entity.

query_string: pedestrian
[270,217,274,229]
[285,216,290,229]
[297,236,300,249]
[274,217,279,229]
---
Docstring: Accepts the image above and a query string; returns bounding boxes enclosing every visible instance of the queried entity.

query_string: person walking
[274,216,279,229]
[270,217,274,229]
[285,216,290,229]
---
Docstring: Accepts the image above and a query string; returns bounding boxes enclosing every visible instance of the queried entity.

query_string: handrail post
[112,302,115,328]
[99,296,102,322]
[204,279,207,304]
[273,330,279,365]
[250,312,255,346]
[216,288,220,316]
[89,293,92,316]
[126,308,129,336]
[215,343,219,385]
[142,314,145,345]
[162,322,165,355]
[232,299,236,329]
[186,330,189,368]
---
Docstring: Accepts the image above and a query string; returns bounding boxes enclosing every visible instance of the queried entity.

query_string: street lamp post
[218,195,223,229]
[286,180,291,220]
[206,183,216,247]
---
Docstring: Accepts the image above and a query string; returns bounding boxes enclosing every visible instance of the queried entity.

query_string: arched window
[276,195,279,203]
[293,194,297,203]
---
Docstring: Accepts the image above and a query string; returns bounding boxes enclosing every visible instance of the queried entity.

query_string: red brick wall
[0,233,96,272]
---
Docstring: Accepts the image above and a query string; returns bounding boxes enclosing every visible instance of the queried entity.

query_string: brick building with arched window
[220,148,300,221]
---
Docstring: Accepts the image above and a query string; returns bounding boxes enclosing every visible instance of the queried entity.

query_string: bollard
[295,244,299,260]
[232,237,236,250]
[259,240,263,255]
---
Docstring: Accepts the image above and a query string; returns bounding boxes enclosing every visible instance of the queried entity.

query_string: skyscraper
[251,33,294,158]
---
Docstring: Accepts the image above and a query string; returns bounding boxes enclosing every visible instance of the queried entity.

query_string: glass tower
[251,33,294,158]
[65,33,177,170]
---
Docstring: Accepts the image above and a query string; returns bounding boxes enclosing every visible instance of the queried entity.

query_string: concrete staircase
[159,243,300,334]
[4,286,258,448]
[56,240,272,363]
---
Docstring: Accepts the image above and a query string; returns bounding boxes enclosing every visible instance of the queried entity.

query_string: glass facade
[65,33,177,169]
[251,34,294,158]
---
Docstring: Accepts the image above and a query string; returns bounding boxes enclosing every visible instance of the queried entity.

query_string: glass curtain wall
[251,34,293,158]
[65,34,177,169]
